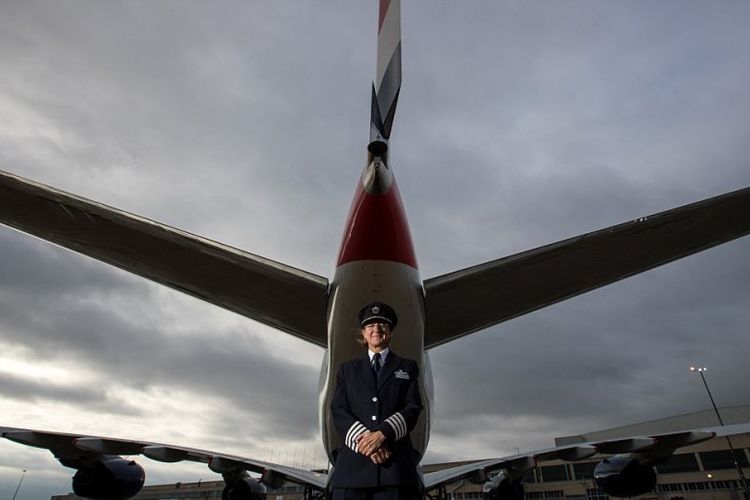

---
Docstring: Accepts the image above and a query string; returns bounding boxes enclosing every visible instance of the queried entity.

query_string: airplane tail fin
[370,0,401,147]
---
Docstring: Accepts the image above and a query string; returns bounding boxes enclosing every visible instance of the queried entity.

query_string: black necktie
[372,352,381,378]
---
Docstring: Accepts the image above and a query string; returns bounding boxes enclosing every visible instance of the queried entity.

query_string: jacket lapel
[377,352,400,390]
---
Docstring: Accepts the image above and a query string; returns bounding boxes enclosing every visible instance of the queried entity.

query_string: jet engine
[71,456,145,500]
[593,455,656,498]
[222,470,267,500]
[482,470,524,500]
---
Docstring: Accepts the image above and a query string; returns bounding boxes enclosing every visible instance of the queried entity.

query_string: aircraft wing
[423,186,750,349]
[0,425,329,490]
[0,170,329,347]
[422,422,750,491]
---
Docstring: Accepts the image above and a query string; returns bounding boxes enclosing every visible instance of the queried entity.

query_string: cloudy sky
[2,1,750,497]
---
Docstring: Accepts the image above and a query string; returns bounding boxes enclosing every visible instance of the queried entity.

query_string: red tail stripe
[378,0,391,33]
[337,181,417,268]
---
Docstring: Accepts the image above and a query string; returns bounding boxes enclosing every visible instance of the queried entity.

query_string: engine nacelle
[594,455,656,498]
[222,471,267,500]
[482,470,524,500]
[71,456,145,500]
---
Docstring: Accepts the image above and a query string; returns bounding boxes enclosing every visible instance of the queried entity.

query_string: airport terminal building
[51,406,750,500]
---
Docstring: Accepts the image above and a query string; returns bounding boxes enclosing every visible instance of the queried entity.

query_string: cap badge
[371,306,380,314]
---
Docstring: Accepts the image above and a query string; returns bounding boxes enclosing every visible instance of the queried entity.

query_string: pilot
[330,302,423,500]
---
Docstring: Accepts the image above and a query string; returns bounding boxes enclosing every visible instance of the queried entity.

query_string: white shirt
[368,347,389,369]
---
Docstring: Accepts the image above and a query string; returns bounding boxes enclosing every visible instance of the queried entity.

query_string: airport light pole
[11,469,26,500]
[689,366,750,499]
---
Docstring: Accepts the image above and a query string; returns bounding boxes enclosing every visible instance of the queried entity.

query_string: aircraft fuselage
[318,151,433,462]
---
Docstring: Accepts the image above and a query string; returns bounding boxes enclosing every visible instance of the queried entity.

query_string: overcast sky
[1,1,750,498]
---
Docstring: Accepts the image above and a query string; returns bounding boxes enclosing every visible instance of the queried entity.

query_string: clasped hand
[355,431,391,464]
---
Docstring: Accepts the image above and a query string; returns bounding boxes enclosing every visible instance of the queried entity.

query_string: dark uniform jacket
[330,351,423,489]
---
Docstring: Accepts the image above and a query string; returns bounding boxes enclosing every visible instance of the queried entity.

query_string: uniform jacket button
[371,415,377,421]
[372,397,378,402]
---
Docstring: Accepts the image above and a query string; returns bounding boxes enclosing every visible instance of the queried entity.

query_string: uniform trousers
[332,486,420,500]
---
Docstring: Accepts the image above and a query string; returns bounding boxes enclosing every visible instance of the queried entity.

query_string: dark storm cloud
[0,231,142,295]
[0,371,141,416]
[0,252,320,439]
[0,232,319,443]
[427,237,750,459]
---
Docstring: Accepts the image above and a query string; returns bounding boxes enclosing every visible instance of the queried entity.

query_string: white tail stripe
[376,0,401,91]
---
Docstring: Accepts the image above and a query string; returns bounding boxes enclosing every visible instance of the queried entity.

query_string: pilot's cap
[359,302,398,329]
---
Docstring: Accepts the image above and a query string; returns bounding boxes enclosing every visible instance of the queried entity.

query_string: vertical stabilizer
[370,0,401,144]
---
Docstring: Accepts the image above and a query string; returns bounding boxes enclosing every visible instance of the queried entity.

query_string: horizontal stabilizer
[424,186,750,349]
[0,170,329,347]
